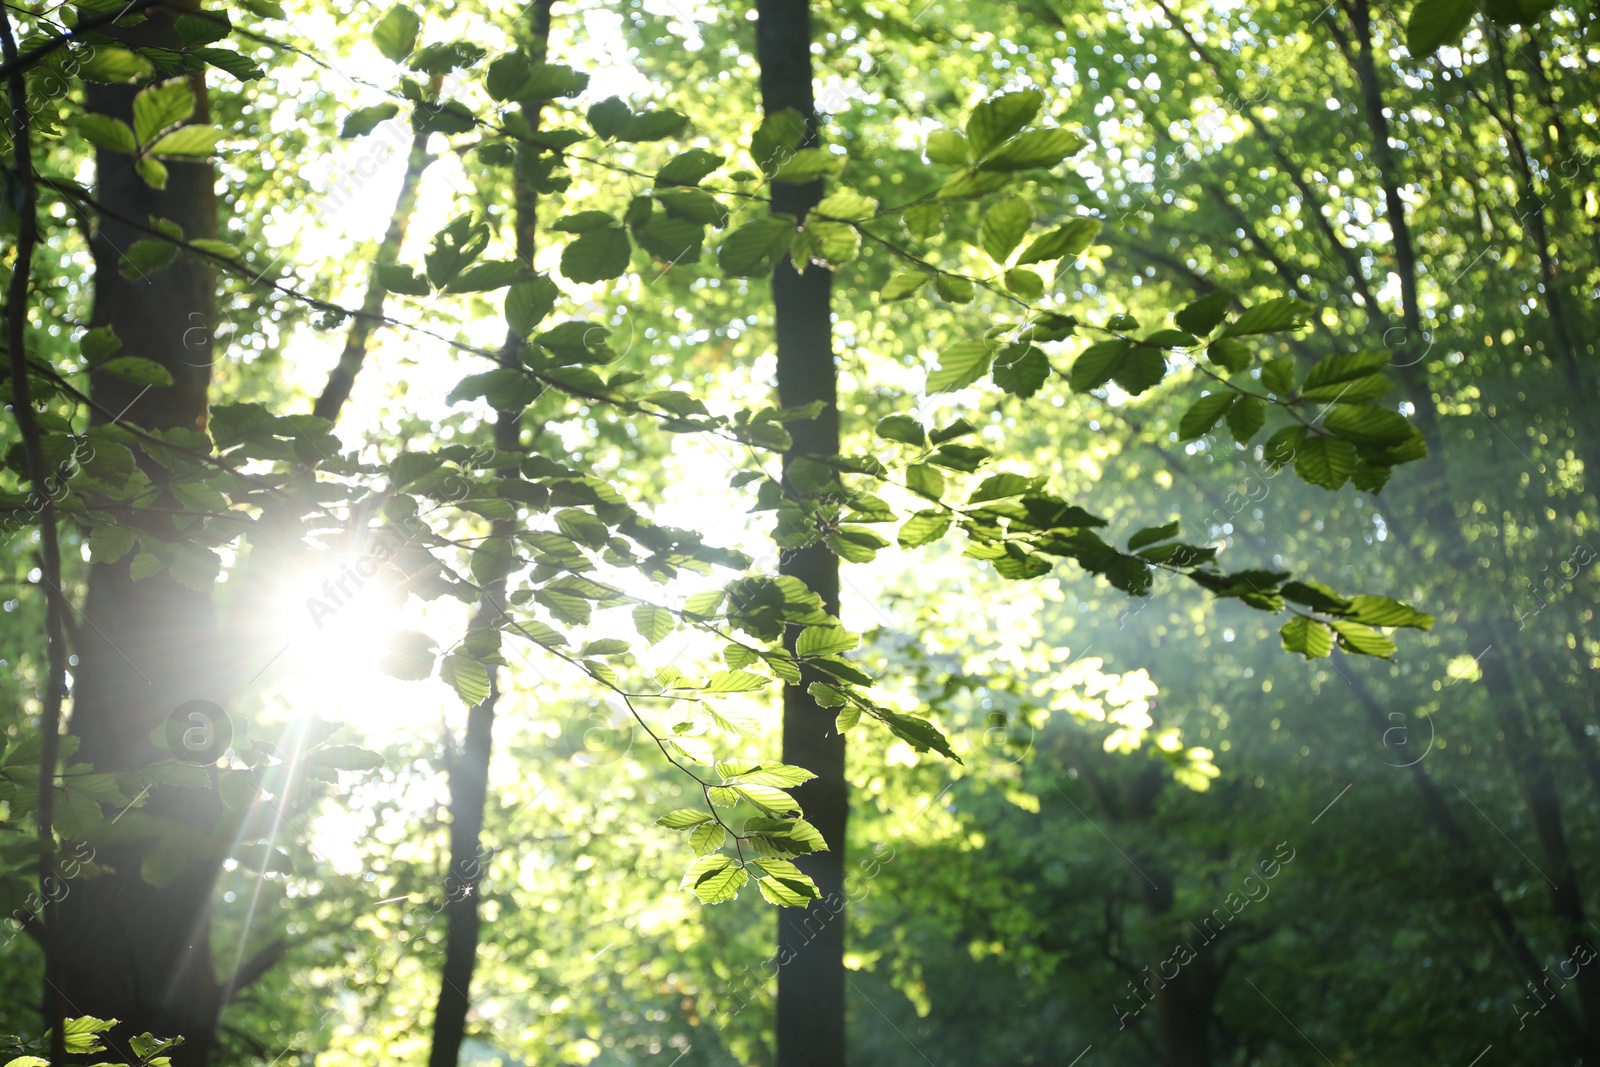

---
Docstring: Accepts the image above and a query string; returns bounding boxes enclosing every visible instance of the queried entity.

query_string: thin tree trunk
[313,130,430,422]
[56,4,225,1062]
[0,10,69,1060]
[426,4,553,1064]
[754,3,847,1066]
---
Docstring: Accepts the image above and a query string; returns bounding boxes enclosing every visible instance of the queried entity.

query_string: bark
[754,4,847,1066]
[425,5,552,1064]
[52,6,225,1064]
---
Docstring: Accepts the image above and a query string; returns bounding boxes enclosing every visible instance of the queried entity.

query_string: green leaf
[898,510,951,548]
[809,682,848,708]
[755,866,820,907]
[441,653,491,706]
[656,187,729,226]
[77,46,153,82]
[117,238,179,279]
[704,670,768,694]
[905,463,945,500]
[619,109,689,143]
[1207,337,1252,373]
[1280,617,1334,658]
[1222,297,1311,337]
[969,473,1035,503]
[1321,405,1418,446]
[1303,349,1390,390]
[719,216,796,277]
[61,1016,117,1054]
[881,710,961,762]
[904,202,946,240]
[966,89,1044,154]
[176,10,231,45]
[78,325,119,362]
[514,61,589,101]
[98,356,174,387]
[190,238,240,259]
[376,263,430,296]
[372,5,421,61]
[1174,290,1233,335]
[924,128,969,165]
[132,80,195,143]
[992,344,1050,398]
[1301,373,1391,403]
[147,125,224,158]
[588,96,632,138]
[1069,339,1129,392]
[1294,435,1359,490]
[632,604,675,645]
[926,340,993,394]
[1343,595,1434,630]
[1407,0,1476,53]
[659,808,713,829]
[1004,268,1045,300]
[1178,391,1236,441]
[935,274,975,304]
[76,114,136,154]
[682,855,747,903]
[826,527,887,563]
[880,271,931,302]
[979,128,1086,171]
[560,226,632,284]
[135,157,169,190]
[1226,396,1267,443]
[772,146,845,182]
[1281,580,1353,613]
[930,417,978,445]
[1128,520,1180,550]
[1112,348,1166,396]
[1263,426,1307,470]
[1260,356,1296,396]
[88,525,136,564]
[690,822,725,856]
[1328,619,1397,658]
[750,107,807,172]
[444,260,524,293]
[796,626,858,658]
[875,414,926,447]
[656,148,723,187]
[194,46,264,81]
[1015,218,1101,265]
[505,275,560,336]
[980,197,1034,263]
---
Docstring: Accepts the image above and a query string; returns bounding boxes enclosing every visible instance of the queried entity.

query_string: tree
[3,0,1510,1063]
[752,3,849,1065]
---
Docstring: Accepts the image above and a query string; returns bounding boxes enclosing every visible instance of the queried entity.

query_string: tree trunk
[57,6,224,1062]
[754,3,847,1066]
[426,5,553,1064]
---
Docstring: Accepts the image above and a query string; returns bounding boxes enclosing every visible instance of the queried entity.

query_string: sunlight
[255,545,458,741]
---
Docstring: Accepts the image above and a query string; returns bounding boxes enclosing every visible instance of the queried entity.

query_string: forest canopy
[0,0,1596,1064]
